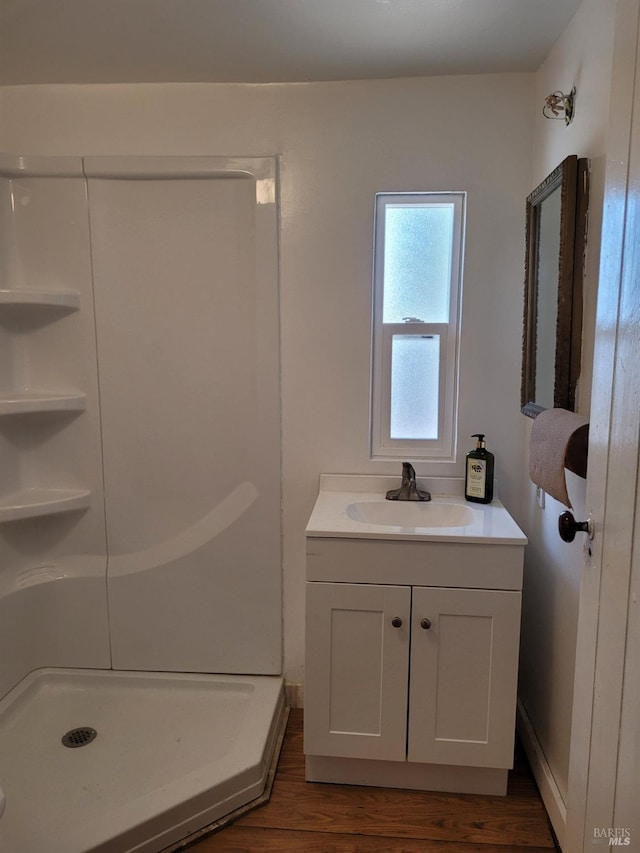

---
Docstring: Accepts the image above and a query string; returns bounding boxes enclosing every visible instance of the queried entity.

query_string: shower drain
[61,727,98,748]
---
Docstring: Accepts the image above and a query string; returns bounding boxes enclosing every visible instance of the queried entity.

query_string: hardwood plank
[271,712,305,782]
[193,825,557,853]
[237,779,556,848]
[185,709,558,852]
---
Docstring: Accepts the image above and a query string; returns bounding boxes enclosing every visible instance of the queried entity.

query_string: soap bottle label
[466,458,486,499]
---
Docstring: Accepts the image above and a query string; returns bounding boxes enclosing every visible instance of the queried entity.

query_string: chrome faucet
[385,462,431,502]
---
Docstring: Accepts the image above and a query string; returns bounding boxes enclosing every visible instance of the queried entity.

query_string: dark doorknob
[391,617,403,628]
[558,511,593,543]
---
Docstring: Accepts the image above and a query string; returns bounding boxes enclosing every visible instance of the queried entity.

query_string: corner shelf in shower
[0,391,87,416]
[0,288,80,310]
[0,488,91,523]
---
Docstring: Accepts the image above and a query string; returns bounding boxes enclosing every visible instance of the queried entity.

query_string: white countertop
[306,475,527,545]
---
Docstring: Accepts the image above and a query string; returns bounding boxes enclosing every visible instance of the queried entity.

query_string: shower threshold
[0,668,285,853]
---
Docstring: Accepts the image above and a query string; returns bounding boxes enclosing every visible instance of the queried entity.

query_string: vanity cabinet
[305,581,520,766]
[304,533,525,795]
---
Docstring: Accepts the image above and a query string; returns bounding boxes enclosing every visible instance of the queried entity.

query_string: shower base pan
[0,668,285,853]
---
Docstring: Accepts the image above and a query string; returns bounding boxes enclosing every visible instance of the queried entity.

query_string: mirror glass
[535,186,561,409]
[521,155,588,418]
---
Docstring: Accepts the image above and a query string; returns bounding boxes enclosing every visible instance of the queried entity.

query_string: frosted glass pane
[390,335,439,440]
[383,204,454,323]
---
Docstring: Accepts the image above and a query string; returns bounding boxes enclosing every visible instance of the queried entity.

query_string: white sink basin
[305,475,528,544]
[347,500,475,528]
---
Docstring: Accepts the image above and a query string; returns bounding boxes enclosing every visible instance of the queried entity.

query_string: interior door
[566,0,640,846]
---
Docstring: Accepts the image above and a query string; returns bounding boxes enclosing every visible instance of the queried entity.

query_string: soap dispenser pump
[465,433,494,504]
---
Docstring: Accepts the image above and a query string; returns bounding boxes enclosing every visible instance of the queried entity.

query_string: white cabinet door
[304,582,411,761]
[408,586,521,768]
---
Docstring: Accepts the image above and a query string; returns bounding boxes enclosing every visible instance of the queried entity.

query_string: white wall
[0,73,533,690]
[517,0,616,835]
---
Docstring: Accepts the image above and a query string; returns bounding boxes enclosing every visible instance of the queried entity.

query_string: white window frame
[370,192,465,461]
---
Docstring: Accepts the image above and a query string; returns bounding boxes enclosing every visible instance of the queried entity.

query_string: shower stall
[0,153,284,852]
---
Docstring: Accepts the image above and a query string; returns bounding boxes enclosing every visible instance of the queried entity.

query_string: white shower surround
[0,152,284,851]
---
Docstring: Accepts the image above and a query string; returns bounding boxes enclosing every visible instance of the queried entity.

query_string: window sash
[373,322,455,457]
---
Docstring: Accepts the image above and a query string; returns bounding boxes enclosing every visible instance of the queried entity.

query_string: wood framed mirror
[521,155,589,418]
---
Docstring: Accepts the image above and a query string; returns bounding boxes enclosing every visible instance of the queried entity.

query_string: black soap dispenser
[465,434,494,504]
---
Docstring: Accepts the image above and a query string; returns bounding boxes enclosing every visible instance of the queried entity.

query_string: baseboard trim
[516,698,567,850]
[285,681,304,709]
[306,754,508,795]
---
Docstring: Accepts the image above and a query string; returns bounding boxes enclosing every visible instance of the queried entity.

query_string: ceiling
[0,0,582,86]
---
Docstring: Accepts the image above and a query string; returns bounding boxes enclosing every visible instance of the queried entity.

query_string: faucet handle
[387,462,431,501]
[402,461,416,480]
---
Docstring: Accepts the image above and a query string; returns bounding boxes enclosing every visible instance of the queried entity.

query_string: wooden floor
[187,709,559,853]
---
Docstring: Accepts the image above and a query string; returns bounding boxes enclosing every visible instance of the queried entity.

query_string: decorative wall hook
[543,87,576,125]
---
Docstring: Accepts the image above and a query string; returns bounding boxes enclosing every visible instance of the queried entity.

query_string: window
[370,192,465,460]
